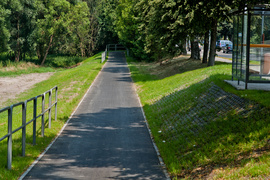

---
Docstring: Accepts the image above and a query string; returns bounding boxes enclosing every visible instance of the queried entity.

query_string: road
[187,49,232,59]
[216,50,232,59]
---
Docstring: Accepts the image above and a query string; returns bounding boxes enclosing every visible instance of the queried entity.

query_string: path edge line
[19,61,106,180]
[125,55,171,180]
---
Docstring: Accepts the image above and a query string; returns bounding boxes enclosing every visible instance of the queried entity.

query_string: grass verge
[127,55,270,179]
[0,52,104,180]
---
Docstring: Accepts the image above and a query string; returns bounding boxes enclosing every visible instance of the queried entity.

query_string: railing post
[33,97,37,145]
[41,93,45,137]
[55,87,58,121]
[22,101,27,157]
[7,106,13,170]
[48,90,52,128]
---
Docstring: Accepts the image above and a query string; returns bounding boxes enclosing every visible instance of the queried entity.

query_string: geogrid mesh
[150,83,259,142]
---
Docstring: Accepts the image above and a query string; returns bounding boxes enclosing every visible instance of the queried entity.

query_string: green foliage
[0,0,268,63]
[44,55,86,68]
[0,1,10,53]
[115,0,150,60]
[0,0,108,65]
[95,0,119,50]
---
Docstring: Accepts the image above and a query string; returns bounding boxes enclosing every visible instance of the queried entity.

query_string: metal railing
[0,86,58,169]
[102,44,129,62]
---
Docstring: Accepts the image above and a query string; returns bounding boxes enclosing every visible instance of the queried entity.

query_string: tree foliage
[0,0,268,65]
[0,0,10,53]
[0,0,110,64]
[111,0,268,64]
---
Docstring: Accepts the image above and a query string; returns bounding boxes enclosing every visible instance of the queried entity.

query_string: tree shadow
[129,56,229,83]
[23,107,166,179]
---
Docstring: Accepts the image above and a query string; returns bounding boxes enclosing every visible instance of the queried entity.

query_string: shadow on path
[24,52,166,179]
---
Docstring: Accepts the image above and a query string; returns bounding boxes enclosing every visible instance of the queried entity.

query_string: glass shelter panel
[232,14,246,81]
[249,13,270,81]
[232,16,239,79]
[232,5,270,87]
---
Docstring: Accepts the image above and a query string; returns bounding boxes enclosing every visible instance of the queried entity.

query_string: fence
[0,86,58,170]
[101,44,129,62]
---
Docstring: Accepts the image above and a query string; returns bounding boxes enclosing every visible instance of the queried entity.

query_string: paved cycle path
[23,52,167,179]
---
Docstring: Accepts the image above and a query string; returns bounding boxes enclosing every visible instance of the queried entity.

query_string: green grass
[0,60,55,77]
[0,54,86,77]
[0,52,104,180]
[127,56,270,179]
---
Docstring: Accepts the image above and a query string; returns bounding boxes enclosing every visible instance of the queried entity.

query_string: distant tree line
[0,0,267,65]
[0,0,117,65]
[103,0,267,65]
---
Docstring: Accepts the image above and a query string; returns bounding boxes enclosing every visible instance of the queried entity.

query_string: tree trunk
[208,19,218,66]
[202,31,209,63]
[41,34,54,66]
[37,47,41,60]
[15,43,20,62]
[181,39,187,55]
[191,41,200,60]
[15,17,20,62]
[80,41,85,57]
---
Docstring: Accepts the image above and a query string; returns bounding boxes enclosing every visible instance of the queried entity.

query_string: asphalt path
[23,52,167,179]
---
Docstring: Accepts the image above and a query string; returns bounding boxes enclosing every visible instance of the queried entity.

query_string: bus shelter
[232,4,270,89]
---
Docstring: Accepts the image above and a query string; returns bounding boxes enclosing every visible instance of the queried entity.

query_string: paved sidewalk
[23,52,167,179]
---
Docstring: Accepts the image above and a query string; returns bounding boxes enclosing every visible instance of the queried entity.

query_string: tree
[134,0,190,60]
[114,0,150,59]
[217,21,233,41]
[202,31,209,63]
[34,0,71,65]
[0,0,10,53]
[59,1,90,57]
[206,0,268,66]
[3,0,37,62]
[95,0,119,50]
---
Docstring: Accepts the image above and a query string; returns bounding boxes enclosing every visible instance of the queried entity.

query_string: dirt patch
[0,72,54,107]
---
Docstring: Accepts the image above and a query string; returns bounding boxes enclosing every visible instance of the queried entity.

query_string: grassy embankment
[127,55,270,179]
[0,53,104,179]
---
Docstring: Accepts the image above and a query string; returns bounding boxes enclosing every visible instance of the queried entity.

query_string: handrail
[0,86,58,170]
[102,44,129,62]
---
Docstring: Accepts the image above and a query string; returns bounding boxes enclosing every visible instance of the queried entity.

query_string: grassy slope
[127,56,270,179]
[0,53,103,180]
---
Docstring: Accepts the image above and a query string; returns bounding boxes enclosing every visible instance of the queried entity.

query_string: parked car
[216,40,233,53]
